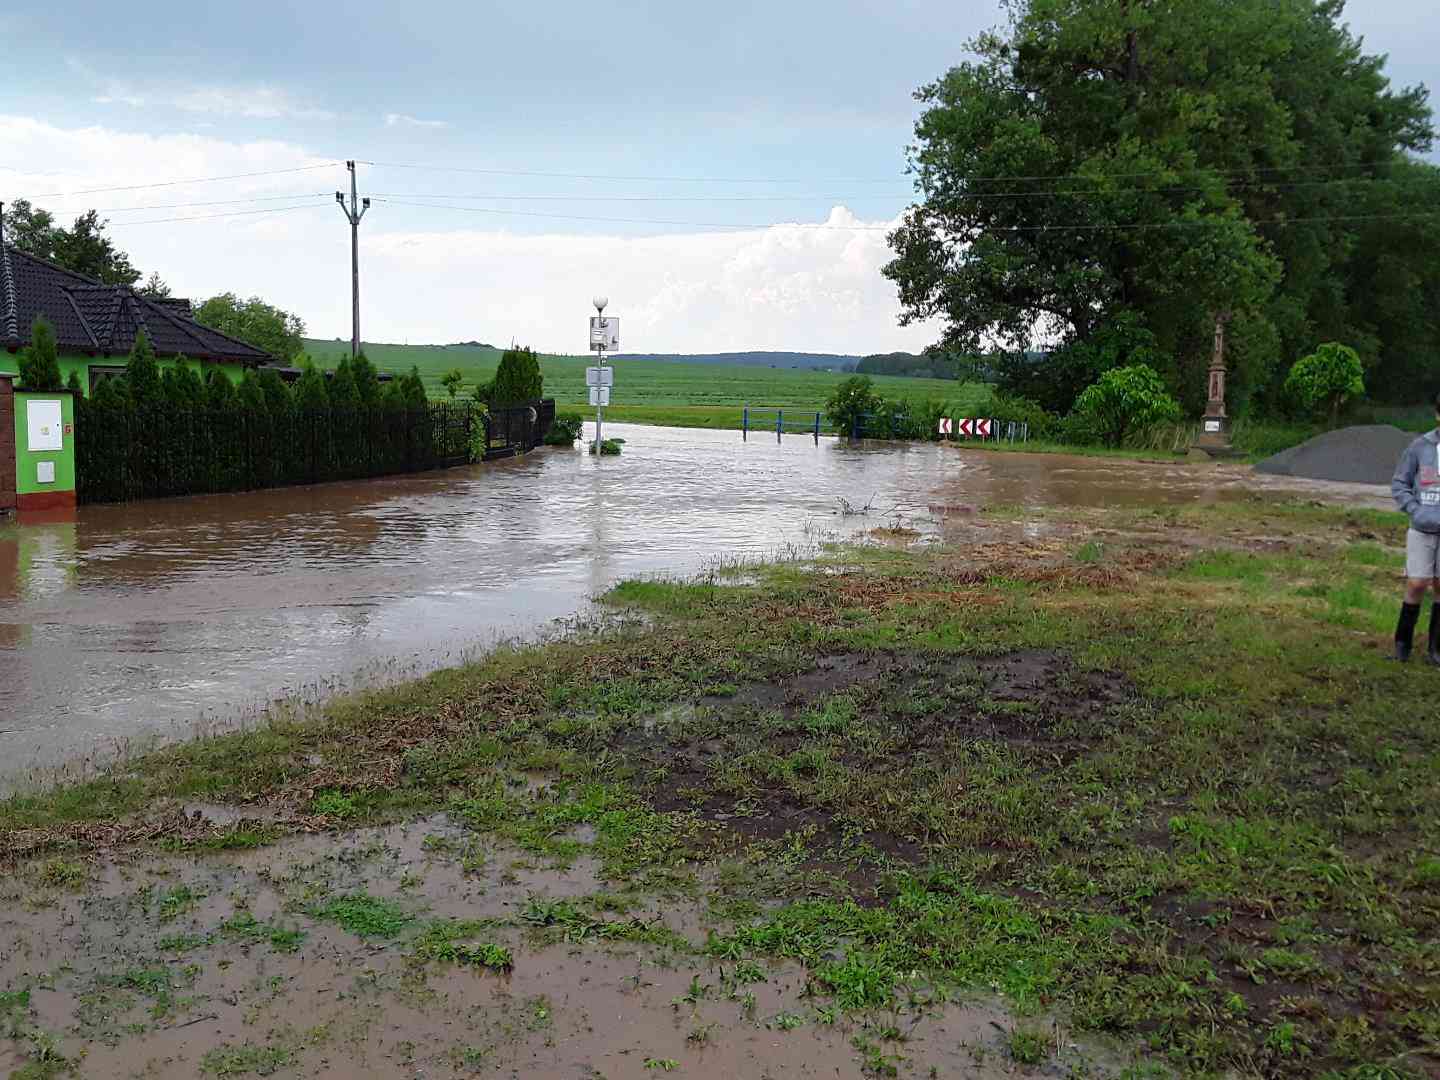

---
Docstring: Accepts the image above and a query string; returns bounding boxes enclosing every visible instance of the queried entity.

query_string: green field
[305,340,990,430]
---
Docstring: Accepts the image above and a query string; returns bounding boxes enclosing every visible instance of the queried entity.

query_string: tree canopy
[885,0,1439,414]
[5,199,142,286]
[194,293,307,362]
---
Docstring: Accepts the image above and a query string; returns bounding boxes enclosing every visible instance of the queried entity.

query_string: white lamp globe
[593,296,609,313]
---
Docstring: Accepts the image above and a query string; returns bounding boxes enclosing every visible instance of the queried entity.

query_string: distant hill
[610,351,861,372]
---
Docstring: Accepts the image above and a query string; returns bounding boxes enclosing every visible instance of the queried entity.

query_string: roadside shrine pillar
[0,375,77,518]
[1196,312,1233,455]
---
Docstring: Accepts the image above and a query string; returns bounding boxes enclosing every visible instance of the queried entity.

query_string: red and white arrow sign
[976,419,992,437]
[938,418,952,435]
[958,418,974,437]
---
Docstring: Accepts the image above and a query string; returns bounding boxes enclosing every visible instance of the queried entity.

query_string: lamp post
[593,296,608,449]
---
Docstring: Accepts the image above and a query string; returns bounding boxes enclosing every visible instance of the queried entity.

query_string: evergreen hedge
[74,333,475,504]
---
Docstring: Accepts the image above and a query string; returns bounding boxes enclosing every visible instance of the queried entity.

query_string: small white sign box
[588,386,611,407]
[36,461,55,484]
[26,399,63,452]
[589,316,619,352]
[585,366,614,388]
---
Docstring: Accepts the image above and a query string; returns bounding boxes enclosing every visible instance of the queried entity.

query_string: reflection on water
[0,424,1387,778]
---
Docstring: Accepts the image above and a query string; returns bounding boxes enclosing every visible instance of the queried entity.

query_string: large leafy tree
[4,200,60,259]
[6,199,142,286]
[50,210,140,286]
[195,293,306,362]
[885,0,1436,414]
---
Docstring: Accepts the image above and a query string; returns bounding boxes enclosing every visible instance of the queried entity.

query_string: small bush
[589,438,624,456]
[545,412,585,446]
[826,376,881,437]
[490,347,543,406]
[1285,342,1365,426]
[1072,364,1182,447]
[18,317,63,391]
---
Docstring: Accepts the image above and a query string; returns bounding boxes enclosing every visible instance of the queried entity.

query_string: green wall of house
[14,390,76,496]
[0,354,248,396]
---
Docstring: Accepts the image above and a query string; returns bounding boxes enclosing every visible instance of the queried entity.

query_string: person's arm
[1393,445,1420,517]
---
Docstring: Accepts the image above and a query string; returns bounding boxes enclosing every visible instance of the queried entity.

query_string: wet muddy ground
[1,489,1426,1078]
[0,423,1389,781]
[0,818,1132,1079]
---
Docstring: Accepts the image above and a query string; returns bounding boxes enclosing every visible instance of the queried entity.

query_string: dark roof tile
[0,248,269,362]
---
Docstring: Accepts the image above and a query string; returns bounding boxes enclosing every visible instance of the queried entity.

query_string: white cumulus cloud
[384,113,450,129]
[0,117,938,355]
[71,61,332,120]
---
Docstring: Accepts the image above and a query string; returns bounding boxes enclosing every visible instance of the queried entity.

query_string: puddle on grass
[0,818,1150,1079]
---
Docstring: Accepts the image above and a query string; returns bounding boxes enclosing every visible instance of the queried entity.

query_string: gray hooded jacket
[1392,430,1440,533]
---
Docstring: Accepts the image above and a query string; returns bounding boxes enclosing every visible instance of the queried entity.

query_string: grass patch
[411,920,513,971]
[200,1042,295,1077]
[309,892,412,939]
[219,911,307,953]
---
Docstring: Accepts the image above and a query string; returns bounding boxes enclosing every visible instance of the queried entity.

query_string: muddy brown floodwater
[0,423,1388,783]
[0,815,1144,1078]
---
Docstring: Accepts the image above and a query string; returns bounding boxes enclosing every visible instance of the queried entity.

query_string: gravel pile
[1254,424,1417,485]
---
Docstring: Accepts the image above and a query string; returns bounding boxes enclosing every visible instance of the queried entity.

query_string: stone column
[1197,312,1233,454]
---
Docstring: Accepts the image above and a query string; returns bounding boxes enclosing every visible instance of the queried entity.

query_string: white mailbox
[36,461,55,484]
[26,399,63,452]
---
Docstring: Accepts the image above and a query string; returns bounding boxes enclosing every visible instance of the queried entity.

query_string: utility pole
[335,161,370,360]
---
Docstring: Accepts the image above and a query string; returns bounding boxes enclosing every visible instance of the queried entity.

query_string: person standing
[1391,398,1440,662]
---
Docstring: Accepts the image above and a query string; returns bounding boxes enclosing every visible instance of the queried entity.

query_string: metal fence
[481,399,555,460]
[742,406,825,441]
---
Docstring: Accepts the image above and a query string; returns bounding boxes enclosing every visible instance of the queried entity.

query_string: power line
[935,211,1440,234]
[20,163,338,200]
[373,198,894,230]
[370,191,905,203]
[362,157,1409,187]
[363,160,908,185]
[370,174,1422,207]
[102,203,331,227]
[376,198,1440,233]
[52,193,334,214]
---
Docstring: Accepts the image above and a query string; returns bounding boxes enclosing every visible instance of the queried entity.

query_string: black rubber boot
[1426,602,1440,666]
[1396,601,1421,661]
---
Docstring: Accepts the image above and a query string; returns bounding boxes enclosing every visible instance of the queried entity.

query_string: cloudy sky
[2,1,1434,355]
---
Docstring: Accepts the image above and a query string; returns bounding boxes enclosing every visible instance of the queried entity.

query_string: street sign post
[589,316,619,352]
[589,298,615,448]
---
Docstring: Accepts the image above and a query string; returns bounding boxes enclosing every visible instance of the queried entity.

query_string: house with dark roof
[0,234,271,393]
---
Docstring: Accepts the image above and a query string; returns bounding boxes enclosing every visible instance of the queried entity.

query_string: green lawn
[305,340,990,428]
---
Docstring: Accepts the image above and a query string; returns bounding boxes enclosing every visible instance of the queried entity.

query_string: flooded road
[0,424,1388,781]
